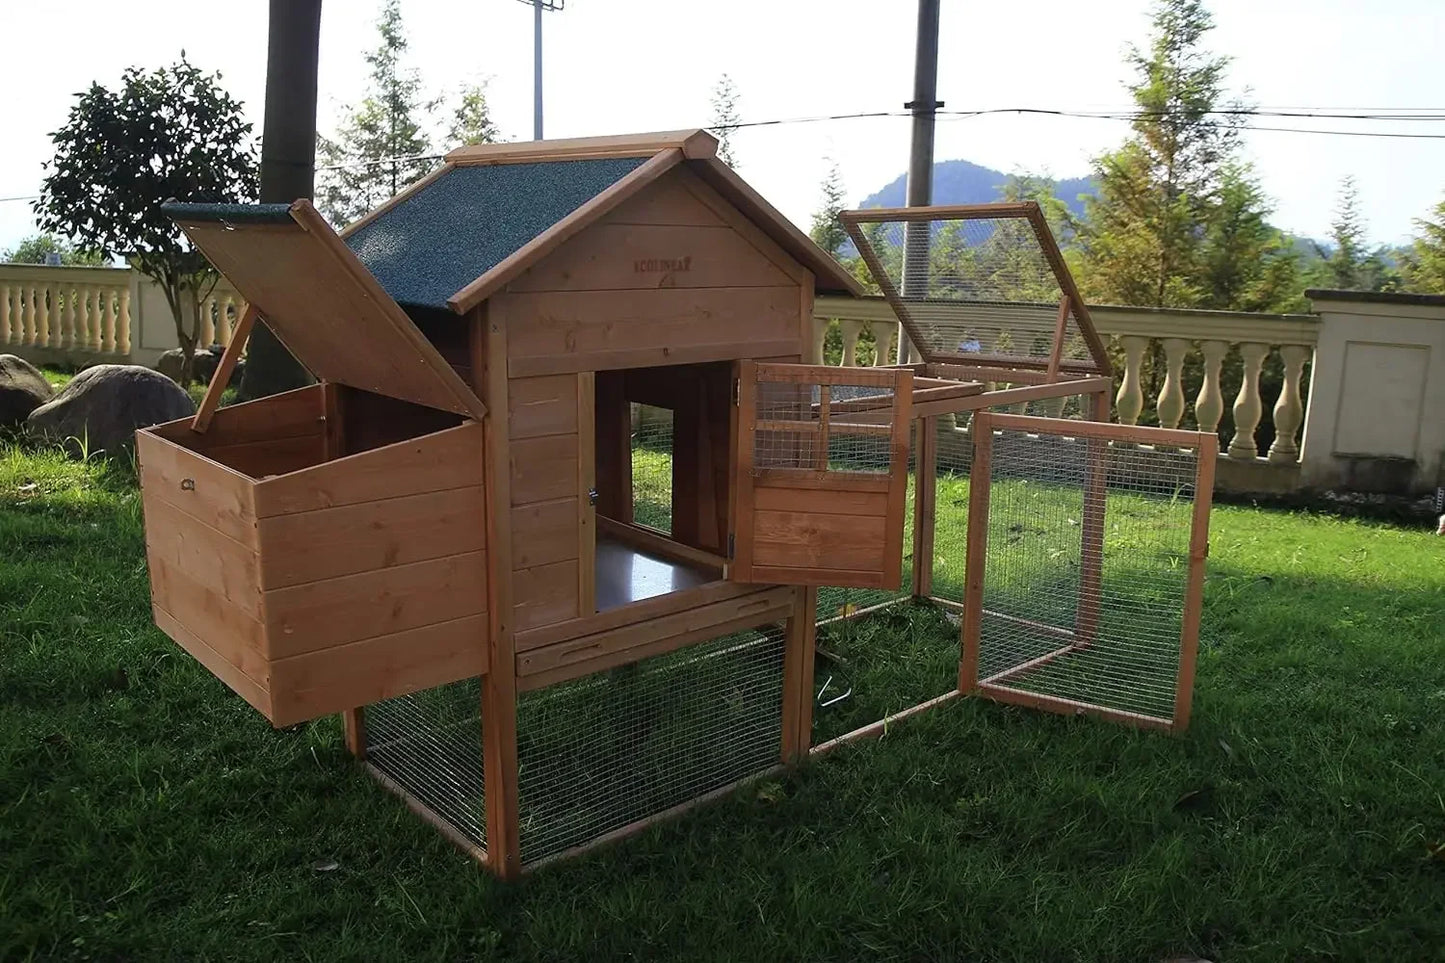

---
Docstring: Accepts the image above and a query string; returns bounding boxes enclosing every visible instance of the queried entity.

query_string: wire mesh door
[958,413,1216,732]
[732,361,913,590]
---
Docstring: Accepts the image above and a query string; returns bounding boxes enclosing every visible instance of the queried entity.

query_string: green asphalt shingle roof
[343,156,648,312]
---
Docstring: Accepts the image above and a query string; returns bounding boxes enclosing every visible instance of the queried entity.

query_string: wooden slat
[202,435,326,480]
[508,374,580,440]
[154,384,325,449]
[576,372,596,616]
[958,414,994,693]
[445,129,717,165]
[810,691,961,757]
[257,486,486,590]
[977,683,1172,732]
[1045,296,1071,382]
[510,223,796,293]
[516,587,793,688]
[192,304,257,433]
[750,469,892,492]
[514,577,756,653]
[513,559,580,631]
[753,362,901,387]
[140,494,262,619]
[751,510,890,572]
[502,286,804,378]
[912,415,937,597]
[509,434,579,505]
[137,430,259,549]
[595,515,726,572]
[912,378,1114,418]
[268,614,490,727]
[253,421,485,517]
[744,565,891,590]
[986,413,1212,448]
[753,485,889,516]
[731,360,758,579]
[670,166,811,288]
[931,352,1100,373]
[1174,432,1218,732]
[263,551,488,658]
[602,169,727,227]
[147,551,267,682]
[511,497,579,569]
[449,150,686,312]
[153,604,272,719]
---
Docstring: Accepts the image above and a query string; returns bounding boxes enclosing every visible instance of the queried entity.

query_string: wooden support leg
[958,414,994,693]
[780,586,818,764]
[911,416,937,598]
[343,709,367,759]
[190,305,257,434]
[1173,433,1218,733]
[1075,391,1110,648]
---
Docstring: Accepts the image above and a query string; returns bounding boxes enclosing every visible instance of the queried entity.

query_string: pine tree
[1201,165,1303,312]
[808,160,848,257]
[449,84,500,147]
[317,0,435,225]
[1404,196,1445,293]
[1311,177,1402,292]
[710,74,741,168]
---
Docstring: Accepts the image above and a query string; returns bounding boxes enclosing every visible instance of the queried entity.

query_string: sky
[2,0,1443,255]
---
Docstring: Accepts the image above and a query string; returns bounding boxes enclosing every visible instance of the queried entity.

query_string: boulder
[154,348,186,385]
[27,364,196,456]
[154,344,238,389]
[0,354,54,429]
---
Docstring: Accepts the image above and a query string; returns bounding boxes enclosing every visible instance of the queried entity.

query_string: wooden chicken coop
[137,129,1215,880]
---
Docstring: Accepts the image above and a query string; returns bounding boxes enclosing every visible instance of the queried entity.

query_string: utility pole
[238,0,322,400]
[516,0,564,140]
[899,0,942,364]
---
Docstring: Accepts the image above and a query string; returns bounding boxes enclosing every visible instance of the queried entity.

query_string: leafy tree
[1201,165,1304,312]
[1309,176,1401,292]
[710,74,741,168]
[1,234,104,266]
[1403,195,1445,294]
[449,83,500,147]
[317,0,436,224]
[808,160,848,257]
[34,57,257,384]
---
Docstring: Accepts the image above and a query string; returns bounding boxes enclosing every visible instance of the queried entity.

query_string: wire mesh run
[842,207,1101,370]
[965,417,1209,729]
[632,403,673,533]
[516,625,786,864]
[754,381,896,473]
[365,678,486,850]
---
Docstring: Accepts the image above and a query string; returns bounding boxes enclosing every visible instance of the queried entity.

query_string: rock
[26,364,195,456]
[153,344,233,388]
[154,348,186,385]
[0,354,55,429]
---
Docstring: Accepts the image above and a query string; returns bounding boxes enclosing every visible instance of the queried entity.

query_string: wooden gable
[497,166,813,378]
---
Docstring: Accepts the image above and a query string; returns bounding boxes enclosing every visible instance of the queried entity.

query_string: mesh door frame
[957,412,1217,733]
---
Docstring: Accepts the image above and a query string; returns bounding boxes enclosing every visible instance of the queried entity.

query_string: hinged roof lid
[163,199,486,419]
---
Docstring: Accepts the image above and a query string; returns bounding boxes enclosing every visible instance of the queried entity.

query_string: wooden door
[731,362,913,589]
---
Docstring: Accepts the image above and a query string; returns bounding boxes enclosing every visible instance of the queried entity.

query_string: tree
[449,83,500,147]
[34,57,258,385]
[710,74,741,168]
[808,160,848,258]
[1311,177,1401,292]
[316,0,436,225]
[1403,195,1445,294]
[1,234,104,266]
[1074,0,1290,311]
[1200,165,1304,312]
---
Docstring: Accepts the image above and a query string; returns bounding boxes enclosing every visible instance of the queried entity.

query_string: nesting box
[138,130,1214,879]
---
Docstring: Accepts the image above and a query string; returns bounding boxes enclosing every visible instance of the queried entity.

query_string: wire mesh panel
[841,205,1108,373]
[960,414,1215,732]
[515,625,786,864]
[365,678,487,850]
[631,403,673,533]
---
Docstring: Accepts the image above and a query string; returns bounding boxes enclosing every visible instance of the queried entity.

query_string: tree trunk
[238,0,323,402]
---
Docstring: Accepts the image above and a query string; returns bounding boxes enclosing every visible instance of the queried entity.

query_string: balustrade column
[810,319,828,364]
[838,319,864,366]
[1268,344,1311,464]
[1228,342,1270,460]
[1114,336,1150,425]
[1155,337,1191,428]
[117,287,132,354]
[874,325,896,366]
[0,285,10,345]
[86,285,101,350]
[1193,340,1229,434]
[22,284,37,345]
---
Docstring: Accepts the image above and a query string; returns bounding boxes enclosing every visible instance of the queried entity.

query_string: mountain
[860,159,1096,216]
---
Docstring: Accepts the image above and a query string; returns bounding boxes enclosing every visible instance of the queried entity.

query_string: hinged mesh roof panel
[841,203,1109,374]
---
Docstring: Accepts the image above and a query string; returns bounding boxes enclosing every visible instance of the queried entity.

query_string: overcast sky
[2,0,1443,254]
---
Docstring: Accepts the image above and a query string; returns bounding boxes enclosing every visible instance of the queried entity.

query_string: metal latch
[588,488,599,506]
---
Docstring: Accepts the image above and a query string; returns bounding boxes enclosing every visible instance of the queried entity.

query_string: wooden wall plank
[509,434,579,506]
[154,384,323,449]
[511,497,579,569]
[137,432,258,549]
[254,421,484,518]
[510,224,796,293]
[508,374,581,440]
[153,605,272,719]
[257,486,486,590]
[268,614,490,727]
[513,559,581,631]
[147,551,268,683]
[141,495,262,620]
[752,486,889,516]
[750,510,890,572]
[601,170,727,227]
[576,372,596,616]
[202,435,326,480]
[264,551,488,658]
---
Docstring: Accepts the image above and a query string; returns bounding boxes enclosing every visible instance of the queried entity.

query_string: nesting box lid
[162,199,486,419]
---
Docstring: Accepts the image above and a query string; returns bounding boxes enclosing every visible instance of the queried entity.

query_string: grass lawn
[2,440,1444,962]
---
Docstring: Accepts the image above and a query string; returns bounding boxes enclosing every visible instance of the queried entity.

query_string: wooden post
[1173,432,1217,732]
[190,304,257,434]
[476,304,522,879]
[1075,389,1110,648]
[593,370,632,523]
[780,586,818,764]
[911,415,936,598]
[1044,295,1070,383]
[958,413,993,693]
[318,380,368,758]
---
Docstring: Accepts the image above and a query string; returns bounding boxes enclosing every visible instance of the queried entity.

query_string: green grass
[3,441,1444,962]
